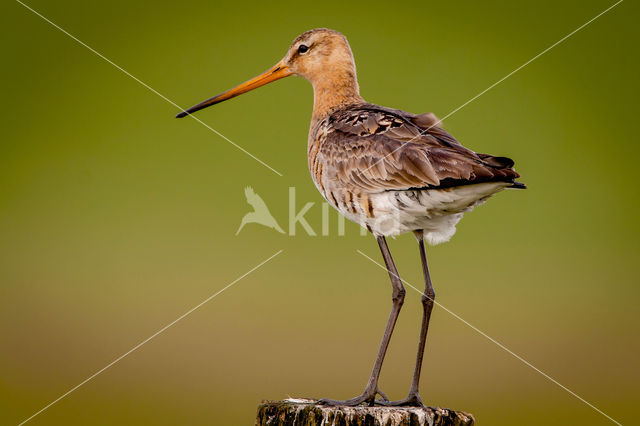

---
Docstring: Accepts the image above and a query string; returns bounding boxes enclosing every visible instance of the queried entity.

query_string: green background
[1,0,638,424]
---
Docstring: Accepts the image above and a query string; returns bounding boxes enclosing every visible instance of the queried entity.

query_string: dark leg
[318,235,405,406]
[378,231,435,407]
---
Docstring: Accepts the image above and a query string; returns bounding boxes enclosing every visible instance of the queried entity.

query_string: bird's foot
[317,387,388,407]
[375,392,424,407]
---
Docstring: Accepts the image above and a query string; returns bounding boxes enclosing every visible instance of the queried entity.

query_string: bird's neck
[311,68,363,121]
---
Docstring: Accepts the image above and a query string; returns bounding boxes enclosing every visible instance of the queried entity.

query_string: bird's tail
[235,218,247,236]
[508,182,527,189]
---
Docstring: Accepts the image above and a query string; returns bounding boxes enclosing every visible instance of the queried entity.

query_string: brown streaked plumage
[177,28,524,407]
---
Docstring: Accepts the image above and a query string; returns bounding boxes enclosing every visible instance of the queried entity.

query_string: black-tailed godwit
[177,28,525,407]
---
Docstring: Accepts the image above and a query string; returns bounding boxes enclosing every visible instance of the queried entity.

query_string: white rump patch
[361,182,510,244]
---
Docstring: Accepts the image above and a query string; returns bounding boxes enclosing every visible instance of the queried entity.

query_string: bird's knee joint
[392,287,406,304]
[421,289,435,305]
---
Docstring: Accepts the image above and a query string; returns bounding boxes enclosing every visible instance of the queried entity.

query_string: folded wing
[316,104,521,193]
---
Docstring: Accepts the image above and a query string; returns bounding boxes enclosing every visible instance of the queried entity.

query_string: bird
[176,28,524,407]
[236,186,285,235]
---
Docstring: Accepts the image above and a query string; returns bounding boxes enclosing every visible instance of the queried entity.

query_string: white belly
[338,182,510,245]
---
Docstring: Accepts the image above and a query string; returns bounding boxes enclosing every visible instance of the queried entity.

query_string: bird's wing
[411,112,442,128]
[244,186,270,211]
[314,104,520,193]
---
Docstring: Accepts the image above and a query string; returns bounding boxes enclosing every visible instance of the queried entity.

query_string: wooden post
[256,399,474,426]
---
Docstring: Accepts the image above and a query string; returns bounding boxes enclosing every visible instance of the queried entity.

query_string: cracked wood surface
[255,399,475,426]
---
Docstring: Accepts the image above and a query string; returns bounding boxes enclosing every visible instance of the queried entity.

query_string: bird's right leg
[318,235,405,406]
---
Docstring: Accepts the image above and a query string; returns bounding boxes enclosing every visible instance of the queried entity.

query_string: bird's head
[176,28,358,118]
[282,28,356,82]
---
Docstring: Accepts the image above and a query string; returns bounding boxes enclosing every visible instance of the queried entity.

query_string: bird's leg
[318,235,405,406]
[377,231,435,407]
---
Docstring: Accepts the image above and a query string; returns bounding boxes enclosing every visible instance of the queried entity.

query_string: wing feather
[316,104,520,193]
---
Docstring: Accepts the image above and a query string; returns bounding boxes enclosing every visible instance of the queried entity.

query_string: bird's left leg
[318,235,404,406]
[377,231,435,407]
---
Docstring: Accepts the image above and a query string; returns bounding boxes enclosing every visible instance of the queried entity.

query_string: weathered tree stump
[256,399,474,426]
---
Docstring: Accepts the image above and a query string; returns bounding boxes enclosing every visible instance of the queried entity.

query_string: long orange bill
[176,62,292,118]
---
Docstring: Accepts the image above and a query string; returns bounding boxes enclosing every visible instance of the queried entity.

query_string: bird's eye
[298,44,309,54]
